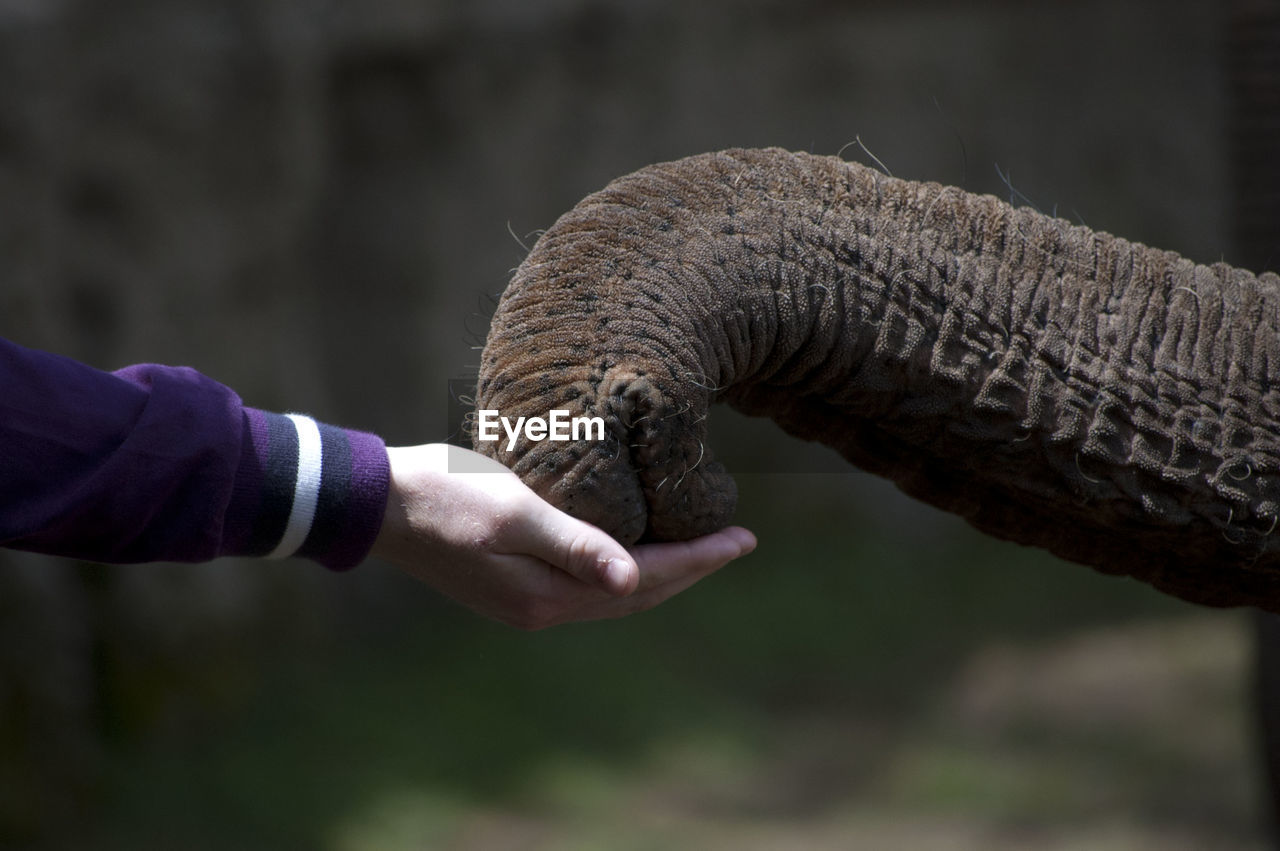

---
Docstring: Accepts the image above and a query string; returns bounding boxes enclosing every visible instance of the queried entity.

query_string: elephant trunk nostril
[470,382,650,544]
[471,352,737,545]
[599,368,737,542]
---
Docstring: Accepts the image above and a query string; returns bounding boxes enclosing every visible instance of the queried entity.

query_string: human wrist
[369,446,415,566]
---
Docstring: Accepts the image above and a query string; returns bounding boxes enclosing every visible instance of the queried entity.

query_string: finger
[503,497,640,596]
[629,526,757,591]
[564,527,756,622]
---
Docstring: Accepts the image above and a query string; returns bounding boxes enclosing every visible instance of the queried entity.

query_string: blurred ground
[325,614,1252,851]
[82,518,1261,849]
[0,0,1268,847]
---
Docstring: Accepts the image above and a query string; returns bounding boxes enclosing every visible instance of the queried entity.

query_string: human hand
[369,443,756,630]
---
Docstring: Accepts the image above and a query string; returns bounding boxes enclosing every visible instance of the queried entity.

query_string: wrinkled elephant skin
[475,148,1280,611]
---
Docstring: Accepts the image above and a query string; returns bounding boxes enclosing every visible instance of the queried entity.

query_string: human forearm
[0,337,389,567]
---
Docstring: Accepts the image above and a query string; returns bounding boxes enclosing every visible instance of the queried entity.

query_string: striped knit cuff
[224,410,390,571]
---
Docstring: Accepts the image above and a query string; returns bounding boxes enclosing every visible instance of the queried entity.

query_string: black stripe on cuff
[244,412,299,557]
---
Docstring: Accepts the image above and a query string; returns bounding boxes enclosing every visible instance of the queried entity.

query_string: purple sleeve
[0,337,389,570]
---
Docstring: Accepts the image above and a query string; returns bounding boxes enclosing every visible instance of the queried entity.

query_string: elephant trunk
[475,147,1280,610]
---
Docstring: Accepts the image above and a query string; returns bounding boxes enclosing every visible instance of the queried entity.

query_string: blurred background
[0,0,1274,847]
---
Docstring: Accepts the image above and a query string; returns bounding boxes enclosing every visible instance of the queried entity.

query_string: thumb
[508,499,639,596]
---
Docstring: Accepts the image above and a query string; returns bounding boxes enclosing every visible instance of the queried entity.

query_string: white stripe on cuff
[267,413,324,559]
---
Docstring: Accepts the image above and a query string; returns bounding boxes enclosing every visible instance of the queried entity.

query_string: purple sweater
[0,337,389,570]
